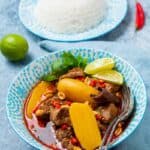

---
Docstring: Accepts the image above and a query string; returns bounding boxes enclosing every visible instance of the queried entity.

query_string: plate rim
[18,0,128,42]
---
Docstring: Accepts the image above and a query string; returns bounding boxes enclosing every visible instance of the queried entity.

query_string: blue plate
[19,0,128,42]
[7,49,147,149]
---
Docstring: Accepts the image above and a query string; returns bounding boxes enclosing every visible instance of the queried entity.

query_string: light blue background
[0,0,150,150]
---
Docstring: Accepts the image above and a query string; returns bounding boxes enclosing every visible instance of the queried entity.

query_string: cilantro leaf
[42,74,58,82]
[42,52,87,82]
[76,55,88,68]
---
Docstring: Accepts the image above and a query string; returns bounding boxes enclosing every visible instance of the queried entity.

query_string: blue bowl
[6,49,147,149]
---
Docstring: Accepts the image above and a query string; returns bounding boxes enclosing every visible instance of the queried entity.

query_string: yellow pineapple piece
[69,103,102,150]
[57,78,99,103]
[26,81,50,118]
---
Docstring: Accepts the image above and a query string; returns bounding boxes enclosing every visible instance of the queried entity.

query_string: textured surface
[0,0,150,150]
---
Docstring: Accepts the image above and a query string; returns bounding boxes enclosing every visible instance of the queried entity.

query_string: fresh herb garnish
[76,55,88,68]
[42,52,87,82]
[42,74,58,82]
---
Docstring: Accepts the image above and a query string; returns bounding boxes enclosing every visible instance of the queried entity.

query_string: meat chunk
[105,83,120,93]
[91,88,120,105]
[59,68,85,80]
[34,95,60,118]
[50,105,71,126]
[34,99,52,118]
[61,138,74,150]
[56,127,74,150]
[56,127,73,141]
[97,103,118,123]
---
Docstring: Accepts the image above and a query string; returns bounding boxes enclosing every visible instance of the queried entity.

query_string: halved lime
[84,58,115,74]
[93,70,124,85]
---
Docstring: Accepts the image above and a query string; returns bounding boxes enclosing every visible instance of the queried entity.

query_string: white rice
[35,0,107,34]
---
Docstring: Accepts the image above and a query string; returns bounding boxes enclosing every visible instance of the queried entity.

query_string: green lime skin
[0,34,29,61]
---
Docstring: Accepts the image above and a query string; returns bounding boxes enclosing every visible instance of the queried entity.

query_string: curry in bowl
[24,52,131,150]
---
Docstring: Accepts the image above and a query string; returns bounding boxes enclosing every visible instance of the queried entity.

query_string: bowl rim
[6,48,147,149]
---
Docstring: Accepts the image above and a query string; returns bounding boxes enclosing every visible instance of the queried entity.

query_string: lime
[84,58,115,74]
[0,34,29,61]
[93,70,124,85]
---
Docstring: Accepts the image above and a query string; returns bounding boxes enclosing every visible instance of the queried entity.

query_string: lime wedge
[84,58,115,74]
[93,70,124,85]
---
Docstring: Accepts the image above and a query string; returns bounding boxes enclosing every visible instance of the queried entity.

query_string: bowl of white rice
[35,0,107,34]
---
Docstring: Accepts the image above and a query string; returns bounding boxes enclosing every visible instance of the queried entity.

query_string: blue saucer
[19,0,128,42]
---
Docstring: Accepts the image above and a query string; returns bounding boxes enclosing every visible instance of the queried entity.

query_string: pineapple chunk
[57,78,99,103]
[69,103,102,150]
[26,81,50,118]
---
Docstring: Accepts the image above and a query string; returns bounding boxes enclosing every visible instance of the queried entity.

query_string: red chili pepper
[89,80,97,87]
[136,1,145,30]
[98,79,105,84]
[95,114,102,120]
[70,137,79,145]
[66,100,72,106]
[61,124,68,130]
[98,83,106,88]
[52,100,61,109]
[76,77,85,82]
[55,104,61,109]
